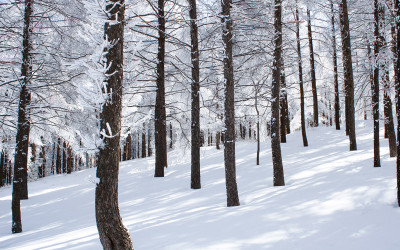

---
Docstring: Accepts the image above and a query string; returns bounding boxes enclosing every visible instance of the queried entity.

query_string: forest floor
[1,120,400,249]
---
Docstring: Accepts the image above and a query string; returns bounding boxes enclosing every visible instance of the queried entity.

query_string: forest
[1,0,400,249]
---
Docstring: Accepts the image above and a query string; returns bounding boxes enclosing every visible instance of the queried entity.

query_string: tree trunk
[395,0,400,207]
[330,1,340,130]
[12,0,34,233]
[169,123,173,149]
[371,0,382,167]
[95,1,133,248]
[0,150,5,187]
[307,9,318,127]
[296,1,308,147]
[63,141,67,173]
[38,140,46,178]
[142,124,146,158]
[189,0,201,189]
[339,0,357,151]
[222,0,240,207]
[148,124,152,157]
[271,0,285,186]
[280,62,288,143]
[67,146,73,174]
[56,138,62,174]
[154,0,167,177]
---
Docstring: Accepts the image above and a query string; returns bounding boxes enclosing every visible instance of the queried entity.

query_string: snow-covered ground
[1,120,400,249]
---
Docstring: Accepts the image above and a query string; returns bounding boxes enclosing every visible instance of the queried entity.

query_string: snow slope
[1,121,400,250]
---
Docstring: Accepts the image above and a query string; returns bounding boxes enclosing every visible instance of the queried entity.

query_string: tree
[371,0,382,167]
[12,0,34,234]
[339,0,357,151]
[330,0,340,130]
[154,0,167,177]
[307,8,318,127]
[95,1,133,248]
[189,0,201,190]
[271,0,285,186]
[395,0,400,207]
[221,0,240,207]
[295,0,308,147]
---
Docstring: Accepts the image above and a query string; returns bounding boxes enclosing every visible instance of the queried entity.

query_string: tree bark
[189,0,201,189]
[56,138,62,174]
[142,124,147,158]
[221,0,240,206]
[67,146,73,174]
[280,61,288,143]
[95,1,133,248]
[154,0,167,177]
[63,141,67,173]
[295,1,308,147]
[271,0,285,186]
[148,124,152,157]
[307,9,318,127]
[395,0,400,207]
[330,1,340,130]
[339,0,357,151]
[0,150,5,187]
[371,0,382,167]
[12,0,34,233]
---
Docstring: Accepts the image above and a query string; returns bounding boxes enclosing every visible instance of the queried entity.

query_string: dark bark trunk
[189,0,201,188]
[56,138,62,174]
[395,0,400,207]
[148,124,152,157]
[216,132,221,149]
[307,9,318,127]
[339,0,357,151]
[222,0,239,206]
[67,146,73,174]
[169,123,173,149]
[63,141,67,173]
[12,0,34,232]
[95,1,133,248]
[296,2,308,147]
[38,141,46,178]
[330,1,340,130]
[0,150,5,187]
[371,0,382,167]
[271,0,285,186]
[142,124,146,158]
[280,63,288,143]
[154,0,167,177]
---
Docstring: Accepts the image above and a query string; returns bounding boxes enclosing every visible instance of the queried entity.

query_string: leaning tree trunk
[330,0,340,130]
[95,1,133,249]
[395,0,400,207]
[12,0,34,234]
[154,0,167,177]
[307,9,318,127]
[189,0,201,189]
[271,0,285,186]
[221,0,240,207]
[295,1,308,147]
[339,0,357,151]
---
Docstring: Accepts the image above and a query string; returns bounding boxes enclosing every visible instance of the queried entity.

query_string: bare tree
[271,0,285,186]
[307,8,318,127]
[189,0,201,189]
[95,1,133,248]
[222,0,240,207]
[339,0,357,151]
[12,0,34,234]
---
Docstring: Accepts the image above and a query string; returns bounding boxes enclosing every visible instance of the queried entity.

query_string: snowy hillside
[1,121,399,250]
